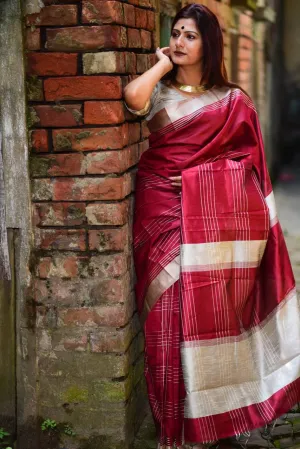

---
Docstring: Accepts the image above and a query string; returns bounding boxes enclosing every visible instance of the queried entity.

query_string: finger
[170,176,182,181]
[161,47,171,56]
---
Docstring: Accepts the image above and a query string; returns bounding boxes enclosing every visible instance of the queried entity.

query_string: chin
[171,55,187,65]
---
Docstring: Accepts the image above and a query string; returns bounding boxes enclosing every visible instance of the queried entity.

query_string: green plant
[0,429,9,441]
[41,419,57,431]
[64,425,76,437]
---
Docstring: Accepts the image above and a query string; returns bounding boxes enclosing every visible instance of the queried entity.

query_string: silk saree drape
[133,87,300,448]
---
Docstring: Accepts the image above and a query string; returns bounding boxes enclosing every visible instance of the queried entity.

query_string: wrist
[158,58,173,74]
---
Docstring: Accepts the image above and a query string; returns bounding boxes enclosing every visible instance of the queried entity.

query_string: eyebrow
[173,28,199,35]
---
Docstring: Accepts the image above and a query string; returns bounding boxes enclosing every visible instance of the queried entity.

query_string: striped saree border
[181,288,299,418]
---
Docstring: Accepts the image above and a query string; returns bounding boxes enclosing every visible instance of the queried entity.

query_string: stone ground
[134,162,300,449]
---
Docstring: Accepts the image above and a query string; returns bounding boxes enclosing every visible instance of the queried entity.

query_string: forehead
[173,18,198,31]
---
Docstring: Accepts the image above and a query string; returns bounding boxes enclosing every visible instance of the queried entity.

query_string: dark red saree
[133,87,300,448]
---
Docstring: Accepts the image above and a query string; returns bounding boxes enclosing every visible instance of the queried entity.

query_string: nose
[175,34,184,48]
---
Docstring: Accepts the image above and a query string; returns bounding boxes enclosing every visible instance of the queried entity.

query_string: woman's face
[170,18,203,67]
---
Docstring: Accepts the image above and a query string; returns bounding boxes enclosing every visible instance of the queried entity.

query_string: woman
[124,4,300,449]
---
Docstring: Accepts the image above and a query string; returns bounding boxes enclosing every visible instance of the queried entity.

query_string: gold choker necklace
[172,79,208,93]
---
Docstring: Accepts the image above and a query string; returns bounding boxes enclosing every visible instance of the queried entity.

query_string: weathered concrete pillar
[25,0,156,447]
[0,0,36,447]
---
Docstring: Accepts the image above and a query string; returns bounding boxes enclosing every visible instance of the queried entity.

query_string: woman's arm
[124,47,173,111]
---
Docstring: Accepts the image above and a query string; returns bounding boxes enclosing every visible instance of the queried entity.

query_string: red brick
[84,101,124,125]
[138,0,153,7]
[139,139,149,157]
[37,255,88,278]
[53,124,128,151]
[141,120,150,139]
[44,76,122,101]
[31,129,49,153]
[137,54,148,74]
[128,123,140,144]
[27,52,78,76]
[26,28,41,50]
[86,200,129,225]
[135,8,147,28]
[89,253,129,278]
[59,302,133,327]
[147,10,155,31]
[90,322,135,353]
[89,226,128,252]
[52,330,89,352]
[35,229,86,251]
[33,279,49,303]
[34,203,86,226]
[44,0,80,3]
[83,51,126,74]
[123,3,135,27]
[85,145,138,174]
[37,257,51,278]
[128,0,138,5]
[140,29,152,50]
[127,28,141,48]
[125,52,136,73]
[52,173,131,201]
[82,0,124,24]
[46,26,127,52]
[36,274,130,306]
[32,105,83,127]
[31,154,85,177]
[26,5,78,26]
[148,53,156,68]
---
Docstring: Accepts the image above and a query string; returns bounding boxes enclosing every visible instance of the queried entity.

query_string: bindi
[181,26,184,29]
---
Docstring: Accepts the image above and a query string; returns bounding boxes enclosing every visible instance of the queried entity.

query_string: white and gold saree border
[181,240,267,272]
[181,288,300,418]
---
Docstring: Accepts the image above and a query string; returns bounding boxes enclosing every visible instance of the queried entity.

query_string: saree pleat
[133,87,300,447]
[144,282,186,447]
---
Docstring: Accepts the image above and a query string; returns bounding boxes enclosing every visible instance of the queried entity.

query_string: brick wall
[25,1,155,447]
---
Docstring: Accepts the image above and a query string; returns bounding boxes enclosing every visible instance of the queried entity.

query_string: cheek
[188,41,202,58]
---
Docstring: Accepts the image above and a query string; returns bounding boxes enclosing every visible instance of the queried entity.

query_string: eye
[171,31,179,38]
[187,34,195,40]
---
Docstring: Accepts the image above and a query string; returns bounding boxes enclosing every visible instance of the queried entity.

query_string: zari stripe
[181,240,267,272]
[141,255,180,324]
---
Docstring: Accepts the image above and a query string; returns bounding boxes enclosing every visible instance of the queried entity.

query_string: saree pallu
[133,87,300,448]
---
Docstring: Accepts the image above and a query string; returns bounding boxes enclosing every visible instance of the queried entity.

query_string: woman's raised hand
[156,47,173,72]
